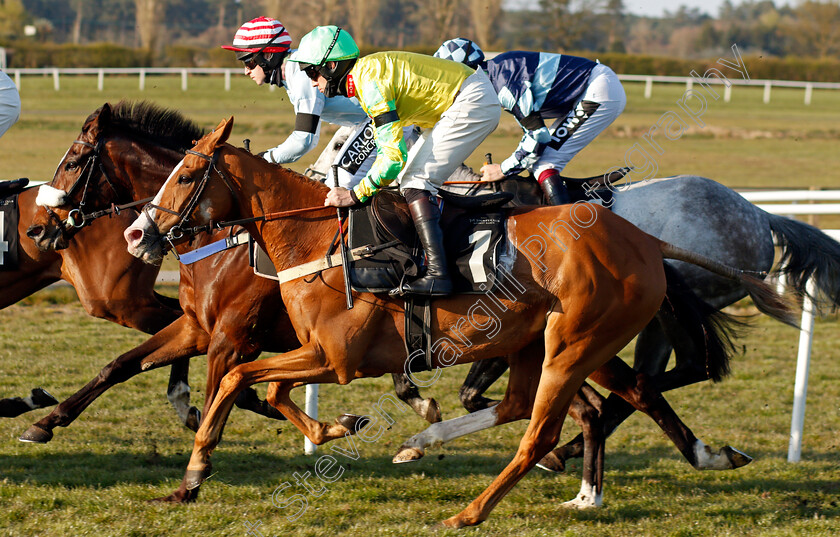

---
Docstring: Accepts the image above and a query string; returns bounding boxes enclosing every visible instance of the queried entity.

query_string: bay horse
[20,101,311,444]
[124,117,795,526]
[26,102,755,510]
[2,171,194,427]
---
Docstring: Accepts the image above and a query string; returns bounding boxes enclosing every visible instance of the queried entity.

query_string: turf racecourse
[0,74,839,536]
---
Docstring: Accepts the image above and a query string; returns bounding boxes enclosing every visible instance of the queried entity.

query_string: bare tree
[347,0,380,48]
[786,0,840,58]
[135,0,167,50]
[415,0,461,45]
[470,0,502,49]
[71,0,83,44]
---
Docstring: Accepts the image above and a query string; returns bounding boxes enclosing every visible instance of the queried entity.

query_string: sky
[505,0,795,18]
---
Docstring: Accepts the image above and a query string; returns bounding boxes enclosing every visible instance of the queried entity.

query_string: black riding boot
[390,190,453,297]
[538,171,571,205]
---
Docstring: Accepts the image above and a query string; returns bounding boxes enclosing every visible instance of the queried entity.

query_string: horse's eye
[178,174,193,185]
[65,161,79,171]
[333,142,343,150]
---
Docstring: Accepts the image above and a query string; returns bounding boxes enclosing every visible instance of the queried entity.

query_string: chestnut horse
[28,102,754,509]
[2,171,193,426]
[124,118,795,526]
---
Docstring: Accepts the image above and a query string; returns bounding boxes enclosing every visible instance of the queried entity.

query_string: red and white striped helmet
[222,17,292,60]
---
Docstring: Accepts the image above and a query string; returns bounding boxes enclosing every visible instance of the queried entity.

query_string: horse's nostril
[26,225,44,239]
[124,227,144,247]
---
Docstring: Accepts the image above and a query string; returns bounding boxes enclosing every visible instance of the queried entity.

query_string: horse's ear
[83,103,111,138]
[209,116,234,149]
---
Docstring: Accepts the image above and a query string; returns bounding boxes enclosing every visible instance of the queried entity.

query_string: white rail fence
[48,188,840,457]
[7,67,840,105]
[738,189,840,462]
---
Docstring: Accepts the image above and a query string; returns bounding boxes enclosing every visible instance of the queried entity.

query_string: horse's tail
[767,213,840,313]
[658,263,742,382]
[658,240,799,328]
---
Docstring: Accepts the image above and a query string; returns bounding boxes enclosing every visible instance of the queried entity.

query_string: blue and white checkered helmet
[434,38,485,69]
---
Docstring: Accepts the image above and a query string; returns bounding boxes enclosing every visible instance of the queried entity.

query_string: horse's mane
[98,100,205,153]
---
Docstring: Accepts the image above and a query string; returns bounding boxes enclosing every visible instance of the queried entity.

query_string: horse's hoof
[722,446,753,469]
[336,413,370,433]
[535,451,565,473]
[19,425,53,444]
[440,515,475,528]
[393,446,424,464]
[184,464,212,491]
[149,488,199,504]
[422,398,442,424]
[185,407,201,432]
[561,497,600,510]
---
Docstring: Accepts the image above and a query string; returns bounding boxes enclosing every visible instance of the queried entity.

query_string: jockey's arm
[499,105,551,177]
[261,113,321,164]
[350,82,408,204]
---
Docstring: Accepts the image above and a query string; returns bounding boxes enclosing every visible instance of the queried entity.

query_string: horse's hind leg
[587,357,752,471]
[391,372,442,423]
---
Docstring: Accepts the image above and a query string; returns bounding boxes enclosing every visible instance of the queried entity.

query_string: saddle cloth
[0,193,21,271]
[347,189,512,294]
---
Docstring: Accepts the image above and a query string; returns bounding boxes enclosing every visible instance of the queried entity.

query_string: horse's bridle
[143,147,237,249]
[46,138,152,234]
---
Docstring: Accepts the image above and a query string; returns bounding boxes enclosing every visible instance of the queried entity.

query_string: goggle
[242,56,259,70]
[303,65,321,81]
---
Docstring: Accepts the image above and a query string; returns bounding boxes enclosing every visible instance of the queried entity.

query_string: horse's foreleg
[394,348,541,464]
[391,372,441,423]
[182,345,338,494]
[20,316,208,444]
[166,359,200,431]
[559,384,605,509]
[264,382,368,444]
[458,356,509,413]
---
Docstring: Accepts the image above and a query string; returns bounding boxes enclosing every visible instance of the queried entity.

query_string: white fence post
[804,83,813,106]
[97,68,104,91]
[724,84,732,103]
[644,76,652,99]
[763,81,772,103]
[788,277,817,462]
[52,68,59,91]
[181,69,188,91]
[13,69,20,88]
[304,384,319,455]
[139,69,145,91]
[224,69,231,91]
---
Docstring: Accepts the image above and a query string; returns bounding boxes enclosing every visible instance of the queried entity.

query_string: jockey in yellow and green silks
[290,26,500,297]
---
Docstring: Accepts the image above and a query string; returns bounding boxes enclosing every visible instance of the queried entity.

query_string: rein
[152,147,333,246]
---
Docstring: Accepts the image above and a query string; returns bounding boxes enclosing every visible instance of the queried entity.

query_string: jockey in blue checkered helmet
[433,38,486,70]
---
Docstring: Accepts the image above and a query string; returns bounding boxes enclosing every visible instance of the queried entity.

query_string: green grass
[0,300,838,536]
[0,74,839,536]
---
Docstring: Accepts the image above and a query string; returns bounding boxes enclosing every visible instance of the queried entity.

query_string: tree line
[1,0,838,60]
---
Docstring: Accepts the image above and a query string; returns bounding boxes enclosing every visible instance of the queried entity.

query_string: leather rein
[147,147,333,251]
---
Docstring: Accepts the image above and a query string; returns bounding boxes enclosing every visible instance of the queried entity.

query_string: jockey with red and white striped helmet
[222,17,367,167]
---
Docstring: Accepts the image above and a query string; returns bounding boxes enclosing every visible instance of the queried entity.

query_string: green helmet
[290,26,360,67]
[289,26,359,98]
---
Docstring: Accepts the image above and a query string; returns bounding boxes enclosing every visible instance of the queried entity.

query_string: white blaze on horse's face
[124,158,185,259]
[35,185,68,208]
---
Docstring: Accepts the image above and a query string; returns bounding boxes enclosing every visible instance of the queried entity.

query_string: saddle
[0,178,29,199]
[347,189,512,294]
[348,189,513,373]
[561,167,631,191]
